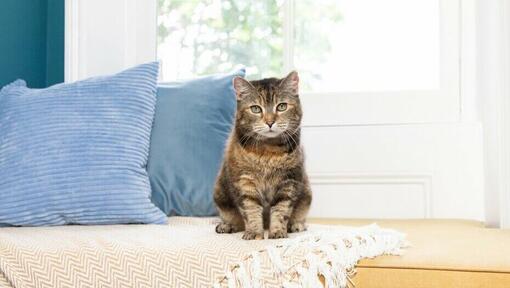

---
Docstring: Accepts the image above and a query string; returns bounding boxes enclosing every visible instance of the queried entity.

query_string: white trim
[459,0,478,122]
[309,173,433,218]
[499,0,510,228]
[123,0,138,69]
[282,0,295,74]
[478,0,510,228]
[64,0,157,82]
[64,0,79,82]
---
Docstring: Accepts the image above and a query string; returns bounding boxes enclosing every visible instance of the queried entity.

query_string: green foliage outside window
[157,0,341,88]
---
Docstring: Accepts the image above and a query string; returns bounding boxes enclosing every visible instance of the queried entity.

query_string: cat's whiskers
[282,132,292,150]
[238,133,251,145]
[252,125,267,133]
[287,120,301,128]
[284,130,299,148]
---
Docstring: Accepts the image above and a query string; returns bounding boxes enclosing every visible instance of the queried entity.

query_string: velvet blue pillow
[148,70,245,216]
[0,62,167,226]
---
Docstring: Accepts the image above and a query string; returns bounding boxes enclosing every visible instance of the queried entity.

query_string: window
[157,0,460,124]
[158,0,441,91]
[157,0,284,81]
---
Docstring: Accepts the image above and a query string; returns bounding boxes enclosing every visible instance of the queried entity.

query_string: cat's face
[233,72,302,139]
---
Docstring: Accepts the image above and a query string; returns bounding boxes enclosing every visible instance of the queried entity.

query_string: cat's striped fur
[214,71,312,240]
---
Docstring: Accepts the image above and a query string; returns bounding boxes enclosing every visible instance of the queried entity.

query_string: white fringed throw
[0,218,406,288]
[214,224,407,288]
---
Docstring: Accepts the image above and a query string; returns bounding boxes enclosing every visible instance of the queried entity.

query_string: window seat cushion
[309,218,510,287]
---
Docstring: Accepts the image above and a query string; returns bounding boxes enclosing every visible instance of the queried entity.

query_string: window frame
[279,0,461,126]
[66,0,463,126]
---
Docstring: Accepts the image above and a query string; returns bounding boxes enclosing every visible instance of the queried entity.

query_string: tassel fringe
[215,224,408,288]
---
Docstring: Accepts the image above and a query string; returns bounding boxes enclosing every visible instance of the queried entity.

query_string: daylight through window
[158,0,440,93]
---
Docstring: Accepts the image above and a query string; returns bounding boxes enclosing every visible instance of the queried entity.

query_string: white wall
[66,0,489,221]
[65,0,156,82]
[477,0,510,228]
[304,123,483,219]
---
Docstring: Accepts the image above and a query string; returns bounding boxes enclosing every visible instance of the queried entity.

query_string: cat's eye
[276,103,288,112]
[250,105,262,113]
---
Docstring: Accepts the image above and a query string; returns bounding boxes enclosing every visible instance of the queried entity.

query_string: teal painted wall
[0,0,64,88]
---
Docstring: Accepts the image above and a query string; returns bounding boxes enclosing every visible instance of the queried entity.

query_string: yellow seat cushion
[309,219,510,287]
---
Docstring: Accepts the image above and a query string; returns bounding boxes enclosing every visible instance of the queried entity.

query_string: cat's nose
[266,121,275,128]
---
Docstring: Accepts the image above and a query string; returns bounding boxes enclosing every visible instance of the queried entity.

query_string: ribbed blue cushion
[148,70,245,216]
[0,62,167,226]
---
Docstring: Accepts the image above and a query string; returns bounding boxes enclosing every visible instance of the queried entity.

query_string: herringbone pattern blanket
[0,217,403,288]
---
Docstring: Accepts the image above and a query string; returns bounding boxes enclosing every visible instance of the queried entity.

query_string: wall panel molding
[308,173,432,218]
[302,123,484,220]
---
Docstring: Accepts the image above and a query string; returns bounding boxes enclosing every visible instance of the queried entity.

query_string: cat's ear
[280,71,299,95]
[233,76,254,100]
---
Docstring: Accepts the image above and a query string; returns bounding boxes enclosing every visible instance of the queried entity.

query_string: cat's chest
[240,151,295,175]
[237,152,297,194]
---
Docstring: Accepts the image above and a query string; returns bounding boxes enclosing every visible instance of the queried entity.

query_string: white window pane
[294,0,440,92]
[158,0,441,93]
[157,0,284,80]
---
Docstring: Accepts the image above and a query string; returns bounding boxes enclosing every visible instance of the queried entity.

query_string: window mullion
[283,0,295,73]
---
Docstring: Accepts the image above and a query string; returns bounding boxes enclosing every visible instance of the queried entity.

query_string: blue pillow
[0,62,167,226]
[148,69,245,216]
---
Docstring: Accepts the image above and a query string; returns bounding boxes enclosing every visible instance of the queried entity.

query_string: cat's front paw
[268,229,288,239]
[216,222,237,234]
[288,222,307,233]
[242,230,264,240]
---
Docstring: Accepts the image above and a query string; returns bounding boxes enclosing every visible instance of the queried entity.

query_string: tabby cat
[214,71,312,240]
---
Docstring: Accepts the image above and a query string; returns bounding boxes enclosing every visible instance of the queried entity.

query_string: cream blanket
[0,217,405,288]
